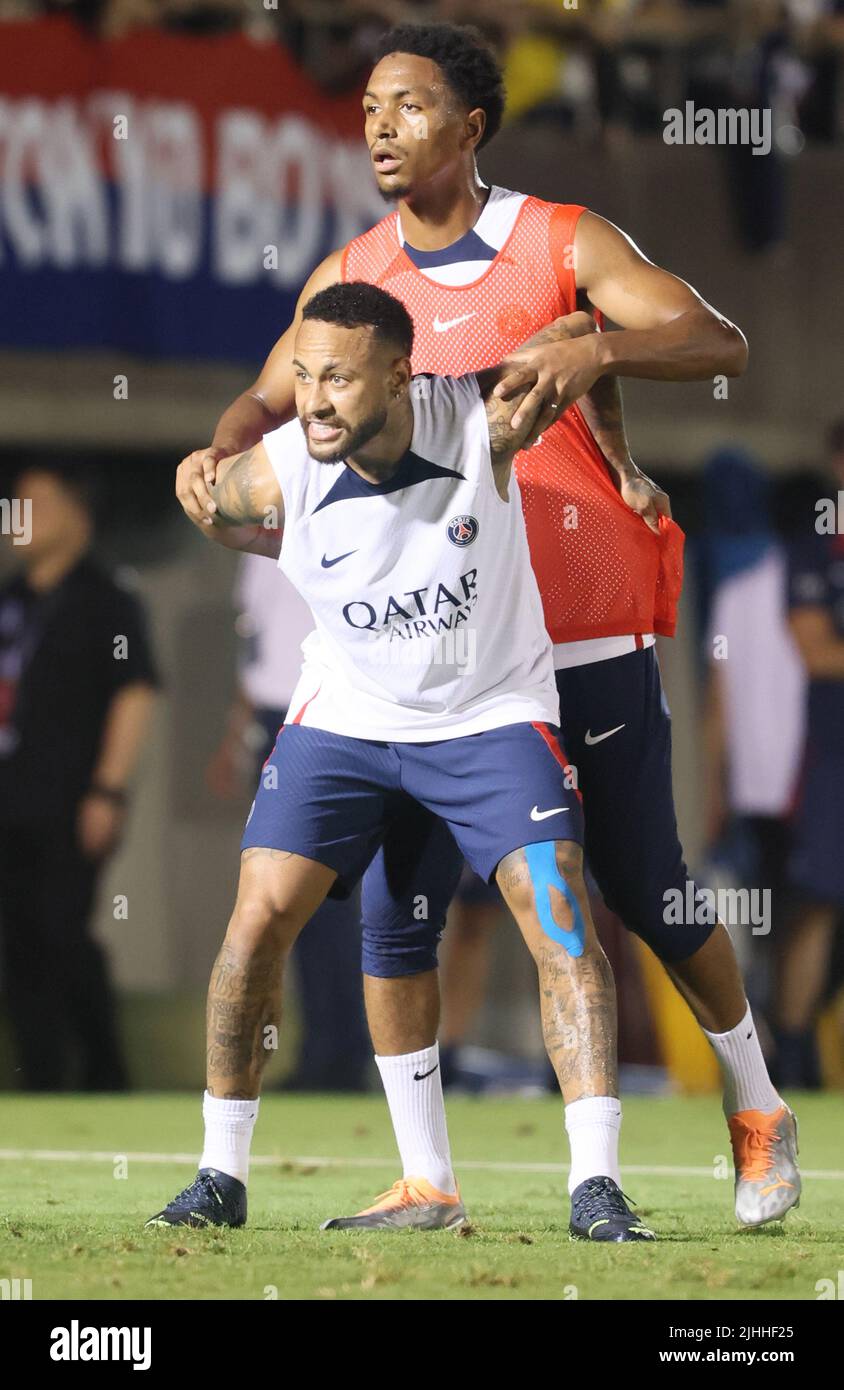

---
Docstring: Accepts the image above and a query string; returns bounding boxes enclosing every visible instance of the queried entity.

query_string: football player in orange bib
[177,24,799,1238]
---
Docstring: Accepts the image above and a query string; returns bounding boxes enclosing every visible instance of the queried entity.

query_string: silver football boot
[728,1104,801,1228]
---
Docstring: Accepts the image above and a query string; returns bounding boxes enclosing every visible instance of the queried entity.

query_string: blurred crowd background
[0,0,842,1096]
[4,1,844,149]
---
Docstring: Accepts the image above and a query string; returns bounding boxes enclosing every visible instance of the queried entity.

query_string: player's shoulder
[410,374,486,464]
[342,209,400,261]
[412,371,482,413]
[263,414,301,447]
[505,184,589,219]
[262,416,307,477]
[528,193,589,215]
[302,247,345,298]
[506,190,592,260]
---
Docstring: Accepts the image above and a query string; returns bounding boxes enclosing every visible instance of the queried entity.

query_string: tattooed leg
[497,842,618,1102]
[206,848,336,1099]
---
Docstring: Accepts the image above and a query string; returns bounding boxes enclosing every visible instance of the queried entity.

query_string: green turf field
[1,1092,842,1301]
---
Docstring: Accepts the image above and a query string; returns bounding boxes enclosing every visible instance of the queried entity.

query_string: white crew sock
[375,1043,457,1195]
[702,1003,780,1116]
[199,1091,260,1185]
[564,1096,622,1194]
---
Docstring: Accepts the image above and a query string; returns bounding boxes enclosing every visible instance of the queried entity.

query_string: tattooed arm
[477,310,671,529]
[573,296,671,533]
[474,312,598,498]
[577,357,671,533]
[176,441,285,558]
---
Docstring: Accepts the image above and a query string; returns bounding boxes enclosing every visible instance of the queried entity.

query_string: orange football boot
[728,1104,801,1227]
[321,1176,467,1230]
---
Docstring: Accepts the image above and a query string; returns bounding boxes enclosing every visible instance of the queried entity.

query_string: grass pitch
[1,1092,842,1301]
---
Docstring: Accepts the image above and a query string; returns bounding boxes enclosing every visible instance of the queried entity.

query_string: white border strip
[0,1148,842,1180]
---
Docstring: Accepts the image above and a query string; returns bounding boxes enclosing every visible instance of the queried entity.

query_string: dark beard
[302,405,389,464]
[376,177,413,204]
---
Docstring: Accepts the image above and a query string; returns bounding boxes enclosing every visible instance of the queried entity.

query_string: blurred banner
[0,18,382,362]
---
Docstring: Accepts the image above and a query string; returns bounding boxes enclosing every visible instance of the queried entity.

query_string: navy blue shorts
[790,741,844,904]
[555,645,709,963]
[242,721,583,975]
[361,646,713,974]
[454,859,502,907]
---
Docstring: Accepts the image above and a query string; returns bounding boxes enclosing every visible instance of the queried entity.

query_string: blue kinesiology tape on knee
[524,841,585,958]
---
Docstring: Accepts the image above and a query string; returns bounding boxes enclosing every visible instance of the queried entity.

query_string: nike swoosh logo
[433,312,476,333]
[530,806,570,822]
[584,723,626,746]
[321,550,357,568]
[413,1065,439,1081]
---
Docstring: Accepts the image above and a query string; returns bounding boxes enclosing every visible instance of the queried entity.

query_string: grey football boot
[728,1104,801,1228]
[321,1177,467,1231]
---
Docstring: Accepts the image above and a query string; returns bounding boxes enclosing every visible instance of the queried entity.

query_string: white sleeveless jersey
[262,373,559,741]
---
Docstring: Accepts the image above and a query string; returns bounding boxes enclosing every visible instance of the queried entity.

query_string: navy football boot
[569,1176,656,1242]
[145,1168,247,1229]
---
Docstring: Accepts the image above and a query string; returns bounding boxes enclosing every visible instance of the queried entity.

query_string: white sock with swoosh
[375,1044,457,1195]
[702,1004,780,1115]
[565,1095,622,1194]
[199,1091,259,1185]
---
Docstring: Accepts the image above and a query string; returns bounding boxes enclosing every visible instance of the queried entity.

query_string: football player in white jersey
[170,21,801,1243]
[148,282,655,1242]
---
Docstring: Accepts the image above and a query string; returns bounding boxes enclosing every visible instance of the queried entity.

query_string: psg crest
[446,515,479,547]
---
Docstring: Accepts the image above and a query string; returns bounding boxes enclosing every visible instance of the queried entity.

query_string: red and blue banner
[0,19,383,362]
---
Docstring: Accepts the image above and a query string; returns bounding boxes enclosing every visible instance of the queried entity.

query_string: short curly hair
[371,23,506,151]
[301,281,414,357]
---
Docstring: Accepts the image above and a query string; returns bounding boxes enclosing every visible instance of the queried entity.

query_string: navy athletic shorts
[555,645,709,963]
[361,645,714,974]
[790,738,844,904]
[241,720,584,976]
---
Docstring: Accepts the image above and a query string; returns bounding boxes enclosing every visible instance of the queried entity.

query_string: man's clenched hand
[175,445,228,526]
[493,312,603,448]
[619,469,672,534]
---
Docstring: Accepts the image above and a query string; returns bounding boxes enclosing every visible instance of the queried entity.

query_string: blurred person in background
[778,420,844,1087]
[282,1,438,94]
[500,0,598,135]
[207,553,370,1092]
[0,463,158,1090]
[699,447,806,1021]
[34,0,258,39]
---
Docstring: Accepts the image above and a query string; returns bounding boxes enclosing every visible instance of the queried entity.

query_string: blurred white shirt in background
[235,553,315,711]
[708,547,806,817]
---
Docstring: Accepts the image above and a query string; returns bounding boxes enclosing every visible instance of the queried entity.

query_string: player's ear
[391,357,413,397]
[464,107,485,152]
